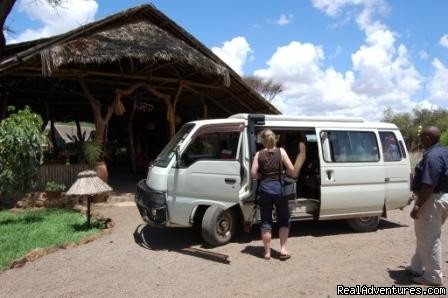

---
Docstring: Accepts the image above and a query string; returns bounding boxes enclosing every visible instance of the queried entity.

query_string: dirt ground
[0,202,447,297]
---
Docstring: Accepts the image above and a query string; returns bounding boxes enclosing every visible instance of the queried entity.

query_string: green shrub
[82,141,104,167]
[0,106,46,195]
[45,181,66,192]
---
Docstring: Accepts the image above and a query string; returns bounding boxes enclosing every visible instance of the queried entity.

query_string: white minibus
[135,114,412,246]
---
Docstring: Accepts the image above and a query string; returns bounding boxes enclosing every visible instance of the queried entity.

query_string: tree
[441,130,448,147]
[244,75,283,101]
[0,0,62,57]
[0,0,15,57]
[383,107,415,149]
[0,106,46,195]
[383,107,448,151]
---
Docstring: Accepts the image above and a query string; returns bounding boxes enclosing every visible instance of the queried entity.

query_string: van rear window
[322,131,380,162]
[379,131,402,161]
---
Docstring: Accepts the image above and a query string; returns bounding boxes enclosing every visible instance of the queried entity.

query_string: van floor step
[293,198,320,204]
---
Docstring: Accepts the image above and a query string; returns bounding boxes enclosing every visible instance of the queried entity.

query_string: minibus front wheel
[201,205,236,246]
[346,216,380,232]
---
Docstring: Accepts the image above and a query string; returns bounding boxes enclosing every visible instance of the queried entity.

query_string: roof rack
[229,113,365,123]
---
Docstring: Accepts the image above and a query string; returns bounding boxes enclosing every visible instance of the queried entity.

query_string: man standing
[407,126,448,286]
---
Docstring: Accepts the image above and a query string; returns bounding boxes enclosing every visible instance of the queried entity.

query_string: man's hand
[410,184,433,220]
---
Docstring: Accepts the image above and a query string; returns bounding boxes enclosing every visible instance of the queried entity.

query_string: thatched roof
[40,20,230,85]
[0,4,279,118]
[66,170,112,196]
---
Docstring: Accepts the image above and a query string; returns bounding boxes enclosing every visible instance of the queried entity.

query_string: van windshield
[153,123,195,168]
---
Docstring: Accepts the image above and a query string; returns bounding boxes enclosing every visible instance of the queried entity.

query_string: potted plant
[83,141,108,183]
[45,180,66,200]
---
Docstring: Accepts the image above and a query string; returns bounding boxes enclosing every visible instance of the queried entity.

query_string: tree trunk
[79,78,113,146]
[0,0,16,58]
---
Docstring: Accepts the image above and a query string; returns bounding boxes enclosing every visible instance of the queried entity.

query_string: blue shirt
[412,143,448,192]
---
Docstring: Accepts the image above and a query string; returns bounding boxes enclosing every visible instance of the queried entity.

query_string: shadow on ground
[235,218,407,244]
[133,224,203,251]
[133,218,407,252]
[133,224,231,264]
[240,245,286,260]
[388,267,416,285]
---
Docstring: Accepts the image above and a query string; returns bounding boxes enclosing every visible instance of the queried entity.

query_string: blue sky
[5,0,448,120]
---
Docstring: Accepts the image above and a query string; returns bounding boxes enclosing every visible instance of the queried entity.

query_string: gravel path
[0,203,447,297]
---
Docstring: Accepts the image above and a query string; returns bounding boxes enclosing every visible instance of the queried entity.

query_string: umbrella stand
[86,195,92,227]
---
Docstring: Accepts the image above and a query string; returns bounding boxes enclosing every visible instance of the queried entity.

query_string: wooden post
[115,82,173,138]
[79,78,114,145]
[171,82,184,137]
[86,195,92,227]
[200,94,208,119]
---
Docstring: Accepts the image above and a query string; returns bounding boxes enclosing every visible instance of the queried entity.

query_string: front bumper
[135,179,168,226]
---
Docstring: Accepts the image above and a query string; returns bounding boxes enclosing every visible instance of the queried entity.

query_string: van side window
[323,131,379,162]
[379,131,402,161]
[180,129,240,167]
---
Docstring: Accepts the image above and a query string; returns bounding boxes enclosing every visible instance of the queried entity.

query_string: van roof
[187,114,398,130]
[229,113,365,123]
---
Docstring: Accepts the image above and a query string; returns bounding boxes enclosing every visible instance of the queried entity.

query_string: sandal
[279,254,291,261]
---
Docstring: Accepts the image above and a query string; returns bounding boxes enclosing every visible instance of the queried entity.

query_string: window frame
[178,124,243,168]
[379,131,403,162]
[321,130,380,163]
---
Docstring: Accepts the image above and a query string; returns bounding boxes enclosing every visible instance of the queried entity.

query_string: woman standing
[250,129,305,260]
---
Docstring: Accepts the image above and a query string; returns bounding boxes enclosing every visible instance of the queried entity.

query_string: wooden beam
[8,67,228,90]
[115,81,176,136]
[204,95,232,114]
[138,61,175,75]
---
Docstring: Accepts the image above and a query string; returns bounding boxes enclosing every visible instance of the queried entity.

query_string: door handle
[326,170,335,182]
[225,178,236,184]
[385,177,390,182]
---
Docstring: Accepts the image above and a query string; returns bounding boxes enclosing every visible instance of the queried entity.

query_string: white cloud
[248,0,446,120]
[276,14,294,26]
[254,41,366,117]
[253,27,423,121]
[427,58,448,105]
[439,34,448,48]
[312,0,389,34]
[351,29,421,97]
[7,0,98,44]
[212,36,252,76]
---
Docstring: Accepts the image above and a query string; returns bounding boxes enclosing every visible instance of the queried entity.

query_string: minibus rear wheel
[201,205,236,246]
[346,216,380,232]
